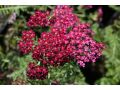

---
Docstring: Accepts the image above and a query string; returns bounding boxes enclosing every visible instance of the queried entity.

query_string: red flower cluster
[32,30,72,66]
[18,30,35,54]
[21,30,35,41]
[27,62,48,80]
[27,11,50,27]
[18,5,104,80]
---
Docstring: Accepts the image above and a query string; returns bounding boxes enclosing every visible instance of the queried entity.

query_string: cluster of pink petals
[51,5,79,31]
[18,5,104,80]
[66,23,104,67]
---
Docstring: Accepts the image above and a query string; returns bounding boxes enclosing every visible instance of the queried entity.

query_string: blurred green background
[0,5,120,85]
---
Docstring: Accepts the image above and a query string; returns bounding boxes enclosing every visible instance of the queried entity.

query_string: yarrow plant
[18,5,104,80]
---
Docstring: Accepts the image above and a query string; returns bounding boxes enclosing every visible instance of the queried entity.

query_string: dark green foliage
[96,16,120,85]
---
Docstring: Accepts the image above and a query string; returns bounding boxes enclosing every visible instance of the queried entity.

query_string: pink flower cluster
[66,23,104,67]
[52,5,79,31]
[18,5,104,80]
